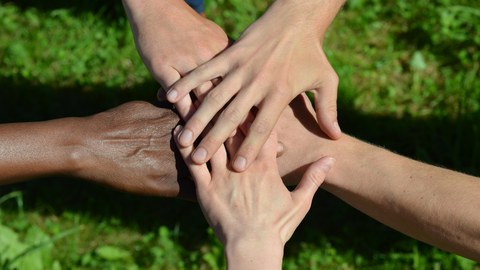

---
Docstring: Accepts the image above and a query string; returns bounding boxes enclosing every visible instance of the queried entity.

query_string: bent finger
[167,57,229,104]
[177,77,240,148]
[232,95,288,172]
[174,126,211,188]
[313,77,341,140]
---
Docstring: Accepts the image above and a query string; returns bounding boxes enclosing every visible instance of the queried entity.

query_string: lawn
[0,0,479,269]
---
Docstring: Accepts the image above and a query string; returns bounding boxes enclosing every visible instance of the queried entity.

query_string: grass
[0,0,479,269]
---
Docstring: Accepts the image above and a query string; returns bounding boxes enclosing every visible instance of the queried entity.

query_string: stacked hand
[122,0,229,118]
[168,0,344,172]
[175,123,334,268]
[72,101,194,198]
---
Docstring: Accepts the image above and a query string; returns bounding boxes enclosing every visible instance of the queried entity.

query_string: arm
[168,0,345,171]
[0,119,80,184]
[276,95,480,261]
[174,120,334,269]
[0,101,195,199]
[122,0,229,118]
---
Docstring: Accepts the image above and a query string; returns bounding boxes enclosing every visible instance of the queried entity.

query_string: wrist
[224,232,284,270]
[321,135,382,190]
[57,117,92,177]
[270,0,345,39]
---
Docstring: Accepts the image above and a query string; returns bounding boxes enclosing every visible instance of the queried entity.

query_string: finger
[291,157,335,204]
[153,66,196,120]
[193,81,214,102]
[313,77,341,140]
[225,127,245,158]
[175,94,197,121]
[209,142,229,173]
[167,57,229,103]
[232,95,288,172]
[190,89,256,164]
[174,126,211,187]
[155,66,181,92]
[177,77,240,148]
[256,128,278,161]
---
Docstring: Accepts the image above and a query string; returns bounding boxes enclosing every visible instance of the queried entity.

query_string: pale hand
[175,124,334,269]
[169,0,343,172]
[123,0,229,118]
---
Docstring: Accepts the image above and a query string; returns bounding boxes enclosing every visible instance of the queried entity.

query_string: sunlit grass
[0,0,479,268]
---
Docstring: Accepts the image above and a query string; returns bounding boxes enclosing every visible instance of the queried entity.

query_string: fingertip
[330,121,342,139]
[316,156,336,175]
[232,156,247,172]
[173,125,183,137]
[166,89,178,102]
[178,128,194,146]
[192,147,208,164]
[306,156,335,188]
[316,110,342,140]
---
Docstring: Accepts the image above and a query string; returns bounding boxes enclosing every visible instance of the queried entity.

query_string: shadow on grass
[0,76,479,260]
[12,0,125,22]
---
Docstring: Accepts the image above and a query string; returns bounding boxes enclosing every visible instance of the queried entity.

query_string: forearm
[276,95,480,259]
[320,135,480,260]
[0,119,80,184]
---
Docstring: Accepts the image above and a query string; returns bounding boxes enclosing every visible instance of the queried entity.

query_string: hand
[276,94,333,184]
[175,124,334,269]
[168,0,344,171]
[71,101,195,199]
[122,0,229,118]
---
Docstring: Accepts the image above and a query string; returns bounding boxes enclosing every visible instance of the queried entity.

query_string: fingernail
[173,125,183,136]
[192,147,207,163]
[320,157,336,173]
[166,89,178,102]
[233,156,247,171]
[179,128,193,145]
[333,121,341,134]
[276,142,285,157]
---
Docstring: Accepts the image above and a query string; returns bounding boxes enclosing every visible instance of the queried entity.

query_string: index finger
[232,95,288,172]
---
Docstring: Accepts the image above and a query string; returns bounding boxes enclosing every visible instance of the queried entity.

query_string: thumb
[291,157,335,203]
[313,79,341,140]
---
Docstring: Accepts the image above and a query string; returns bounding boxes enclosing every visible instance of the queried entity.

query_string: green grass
[0,0,479,269]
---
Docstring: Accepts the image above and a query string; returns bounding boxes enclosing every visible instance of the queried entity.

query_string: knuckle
[196,62,210,75]
[275,86,294,102]
[186,116,207,132]
[325,70,339,87]
[250,119,272,136]
[201,135,224,149]
[205,89,225,107]
[220,106,244,125]
[309,170,326,187]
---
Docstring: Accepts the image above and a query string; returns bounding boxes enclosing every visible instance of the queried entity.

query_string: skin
[0,101,195,199]
[122,0,229,119]
[2,97,478,261]
[175,123,334,269]
[168,0,346,172]
[276,94,480,261]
